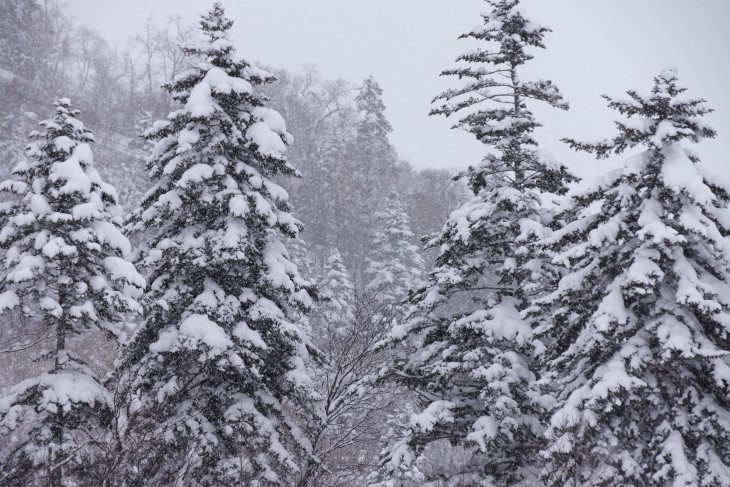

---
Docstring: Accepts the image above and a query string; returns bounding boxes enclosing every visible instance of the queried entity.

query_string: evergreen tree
[381,1,576,484]
[344,76,400,282]
[535,68,730,486]
[315,249,355,327]
[366,189,424,302]
[354,76,394,166]
[0,98,143,486]
[116,5,318,486]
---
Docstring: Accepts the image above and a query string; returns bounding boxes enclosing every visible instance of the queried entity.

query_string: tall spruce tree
[0,98,143,487]
[354,76,395,168]
[366,189,424,302]
[534,68,730,486]
[343,76,400,282]
[116,4,318,486]
[381,1,576,484]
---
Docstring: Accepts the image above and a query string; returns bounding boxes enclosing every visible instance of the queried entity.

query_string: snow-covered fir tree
[366,190,424,302]
[355,76,395,167]
[534,68,730,486]
[0,98,143,487]
[315,249,355,327]
[367,189,424,302]
[116,4,319,486]
[380,1,577,484]
[344,76,400,281]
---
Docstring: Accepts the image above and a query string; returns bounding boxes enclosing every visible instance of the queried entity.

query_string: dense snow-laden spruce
[366,190,424,302]
[117,4,318,486]
[534,68,730,486]
[381,1,576,485]
[0,98,143,486]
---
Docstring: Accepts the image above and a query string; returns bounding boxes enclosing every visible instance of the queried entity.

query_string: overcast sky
[66,0,730,185]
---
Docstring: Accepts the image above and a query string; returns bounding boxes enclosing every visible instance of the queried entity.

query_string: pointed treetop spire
[476,0,551,56]
[175,2,277,100]
[354,75,395,166]
[200,2,233,40]
[432,0,567,150]
[565,67,715,158]
[40,97,95,147]
[356,76,393,135]
[430,0,574,197]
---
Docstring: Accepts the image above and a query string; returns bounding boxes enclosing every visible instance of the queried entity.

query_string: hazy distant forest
[2,1,730,486]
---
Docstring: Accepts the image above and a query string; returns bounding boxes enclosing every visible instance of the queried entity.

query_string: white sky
[66,0,730,185]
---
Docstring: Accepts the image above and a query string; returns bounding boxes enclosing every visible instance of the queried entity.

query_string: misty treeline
[1,0,730,486]
[0,0,463,250]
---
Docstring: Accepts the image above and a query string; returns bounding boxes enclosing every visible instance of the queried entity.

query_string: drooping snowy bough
[116,4,319,486]
[0,98,143,486]
[534,68,730,486]
[378,1,576,485]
